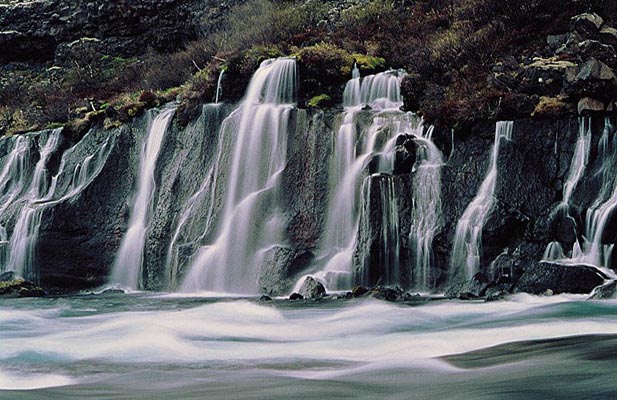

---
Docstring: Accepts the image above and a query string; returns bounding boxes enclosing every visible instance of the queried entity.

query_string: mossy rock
[352,53,386,73]
[296,43,354,79]
[307,94,332,108]
[0,279,45,298]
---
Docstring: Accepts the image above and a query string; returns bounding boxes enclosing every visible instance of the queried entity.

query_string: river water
[1,294,617,399]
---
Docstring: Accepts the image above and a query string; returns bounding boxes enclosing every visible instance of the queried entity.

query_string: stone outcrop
[0,0,242,63]
[514,261,606,294]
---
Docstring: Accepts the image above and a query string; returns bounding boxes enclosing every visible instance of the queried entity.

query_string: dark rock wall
[1,102,612,294]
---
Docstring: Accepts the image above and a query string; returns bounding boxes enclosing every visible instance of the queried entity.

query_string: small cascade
[294,68,425,291]
[356,174,400,286]
[543,117,591,261]
[110,107,176,290]
[450,121,513,282]
[408,126,443,290]
[181,58,297,294]
[0,136,33,220]
[6,129,62,279]
[566,117,617,274]
[359,70,405,110]
[215,69,225,103]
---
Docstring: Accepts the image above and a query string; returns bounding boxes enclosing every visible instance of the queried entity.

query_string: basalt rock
[298,276,326,299]
[514,261,607,295]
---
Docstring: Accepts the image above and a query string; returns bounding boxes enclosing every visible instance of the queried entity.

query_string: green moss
[307,94,332,108]
[45,122,65,130]
[296,43,354,77]
[352,53,386,72]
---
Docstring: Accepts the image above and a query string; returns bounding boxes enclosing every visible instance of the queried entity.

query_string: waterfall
[0,127,112,282]
[6,130,62,279]
[165,104,231,290]
[180,58,297,294]
[293,69,426,292]
[567,117,617,274]
[356,174,400,286]
[543,117,591,261]
[409,126,443,290]
[110,107,176,290]
[215,69,225,103]
[450,121,513,282]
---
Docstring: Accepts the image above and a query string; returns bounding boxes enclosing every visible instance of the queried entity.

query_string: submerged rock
[514,261,607,295]
[369,286,404,302]
[0,279,45,298]
[298,276,326,299]
[590,281,617,300]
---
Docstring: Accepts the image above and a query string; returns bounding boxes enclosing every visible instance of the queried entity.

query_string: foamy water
[1,293,617,399]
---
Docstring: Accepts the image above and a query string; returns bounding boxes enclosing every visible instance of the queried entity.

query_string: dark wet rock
[289,292,304,300]
[351,285,369,297]
[445,273,489,299]
[590,280,617,299]
[0,271,16,282]
[570,13,604,39]
[514,261,607,295]
[259,295,273,301]
[485,283,512,302]
[298,276,326,299]
[393,134,417,175]
[370,286,404,302]
[0,279,45,298]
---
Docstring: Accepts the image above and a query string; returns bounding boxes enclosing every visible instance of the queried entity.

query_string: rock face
[0,0,242,62]
[514,261,606,294]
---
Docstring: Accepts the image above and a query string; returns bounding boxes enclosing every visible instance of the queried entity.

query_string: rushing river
[2,294,617,399]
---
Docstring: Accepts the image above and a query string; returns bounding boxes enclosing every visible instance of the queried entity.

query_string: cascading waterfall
[165,104,231,290]
[449,121,513,282]
[0,128,112,282]
[356,174,400,286]
[543,117,592,261]
[6,130,62,279]
[181,58,297,294]
[294,68,416,291]
[567,117,617,273]
[409,125,443,290]
[110,107,176,290]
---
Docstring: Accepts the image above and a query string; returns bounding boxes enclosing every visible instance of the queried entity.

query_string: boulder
[0,279,45,298]
[369,286,404,302]
[546,34,569,51]
[578,97,605,114]
[445,273,489,299]
[567,58,617,99]
[393,134,417,174]
[289,292,304,300]
[514,261,607,295]
[579,40,617,69]
[570,13,604,38]
[297,276,326,299]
